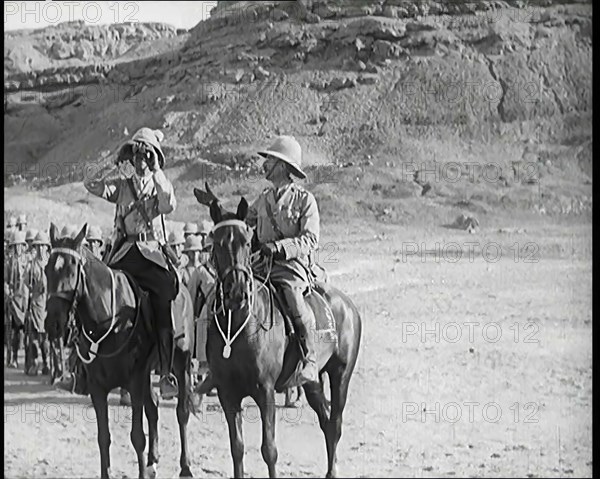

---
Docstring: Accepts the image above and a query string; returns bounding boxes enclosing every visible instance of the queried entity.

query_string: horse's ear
[236,197,248,221]
[209,200,222,224]
[49,223,58,246]
[74,223,88,246]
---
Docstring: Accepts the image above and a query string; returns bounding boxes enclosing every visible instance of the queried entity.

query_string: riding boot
[283,287,318,383]
[293,317,319,383]
[157,328,178,399]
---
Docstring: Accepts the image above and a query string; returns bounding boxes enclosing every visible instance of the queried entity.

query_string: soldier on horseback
[56,127,180,399]
[250,135,320,383]
[196,135,320,396]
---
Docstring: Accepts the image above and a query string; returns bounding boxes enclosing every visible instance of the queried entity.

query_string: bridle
[48,246,128,364]
[211,220,258,359]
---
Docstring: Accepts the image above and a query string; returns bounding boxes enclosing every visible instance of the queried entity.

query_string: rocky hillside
[4,0,593,227]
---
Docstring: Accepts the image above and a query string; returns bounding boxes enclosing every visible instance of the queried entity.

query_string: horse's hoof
[179,466,193,477]
[284,400,302,408]
[146,463,157,479]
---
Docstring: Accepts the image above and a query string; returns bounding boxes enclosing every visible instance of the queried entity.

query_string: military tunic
[25,259,47,333]
[5,255,29,327]
[187,263,216,362]
[84,170,176,270]
[246,182,319,290]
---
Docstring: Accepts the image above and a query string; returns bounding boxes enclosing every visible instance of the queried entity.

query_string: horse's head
[45,222,88,340]
[209,198,253,311]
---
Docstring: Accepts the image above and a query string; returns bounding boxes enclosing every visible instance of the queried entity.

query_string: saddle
[120,270,195,353]
[262,279,338,392]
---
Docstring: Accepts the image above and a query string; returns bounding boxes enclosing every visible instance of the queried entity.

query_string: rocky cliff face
[4,21,187,91]
[4,1,592,223]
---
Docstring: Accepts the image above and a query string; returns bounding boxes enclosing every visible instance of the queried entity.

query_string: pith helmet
[119,127,166,168]
[168,230,185,246]
[32,231,51,247]
[10,230,27,245]
[183,222,198,235]
[199,220,212,235]
[60,225,78,239]
[25,229,39,242]
[8,216,17,227]
[257,135,306,179]
[86,226,104,243]
[17,214,27,226]
[183,235,203,252]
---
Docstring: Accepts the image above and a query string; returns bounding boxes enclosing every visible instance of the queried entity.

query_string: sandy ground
[4,220,592,478]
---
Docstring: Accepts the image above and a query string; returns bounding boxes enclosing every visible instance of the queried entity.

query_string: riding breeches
[111,243,178,330]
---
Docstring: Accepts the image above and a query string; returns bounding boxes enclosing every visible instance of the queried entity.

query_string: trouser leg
[40,332,50,371]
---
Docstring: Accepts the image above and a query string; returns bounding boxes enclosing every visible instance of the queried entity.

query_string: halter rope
[50,247,118,365]
[211,219,257,359]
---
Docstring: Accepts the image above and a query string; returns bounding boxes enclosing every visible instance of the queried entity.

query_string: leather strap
[125,177,154,230]
[264,193,285,240]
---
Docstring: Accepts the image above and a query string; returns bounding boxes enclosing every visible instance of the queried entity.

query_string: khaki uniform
[25,258,47,333]
[187,263,216,363]
[84,170,176,269]
[25,257,50,372]
[4,254,29,365]
[246,182,319,290]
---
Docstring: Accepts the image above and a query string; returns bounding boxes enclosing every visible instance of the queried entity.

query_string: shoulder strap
[125,177,153,229]
[264,193,285,240]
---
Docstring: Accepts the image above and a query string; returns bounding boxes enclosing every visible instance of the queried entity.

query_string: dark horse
[206,198,362,478]
[44,223,195,479]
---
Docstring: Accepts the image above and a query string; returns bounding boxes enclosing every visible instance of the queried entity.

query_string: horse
[205,198,362,478]
[44,223,196,479]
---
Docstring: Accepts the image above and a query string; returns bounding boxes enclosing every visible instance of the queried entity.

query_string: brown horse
[44,223,195,479]
[205,198,362,478]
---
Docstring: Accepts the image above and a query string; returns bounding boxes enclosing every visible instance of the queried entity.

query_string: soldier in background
[183,222,198,241]
[25,229,38,254]
[187,233,217,396]
[182,235,203,287]
[16,214,27,232]
[85,226,105,259]
[168,230,188,284]
[5,231,30,369]
[24,232,51,376]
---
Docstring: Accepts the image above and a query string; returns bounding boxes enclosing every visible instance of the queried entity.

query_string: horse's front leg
[254,384,278,478]
[90,388,111,479]
[175,351,193,477]
[219,391,245,478]
[144,370,159,476]
[129,377,147,479]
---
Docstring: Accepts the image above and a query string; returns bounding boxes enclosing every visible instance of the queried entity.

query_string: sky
[4,1,218,31]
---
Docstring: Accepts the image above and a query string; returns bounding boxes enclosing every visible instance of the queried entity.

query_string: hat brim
[120,140,165,169]
[258,150,307,179]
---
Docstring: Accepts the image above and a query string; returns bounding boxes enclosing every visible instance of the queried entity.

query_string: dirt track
[4,222,592,478]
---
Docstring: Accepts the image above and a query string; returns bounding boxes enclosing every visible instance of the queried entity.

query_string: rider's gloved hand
[260,242,284,260]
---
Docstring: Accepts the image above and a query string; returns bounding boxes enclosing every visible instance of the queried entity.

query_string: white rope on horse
[77,267,117,364]
[50,247,118,365]
[213,270,255,359]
